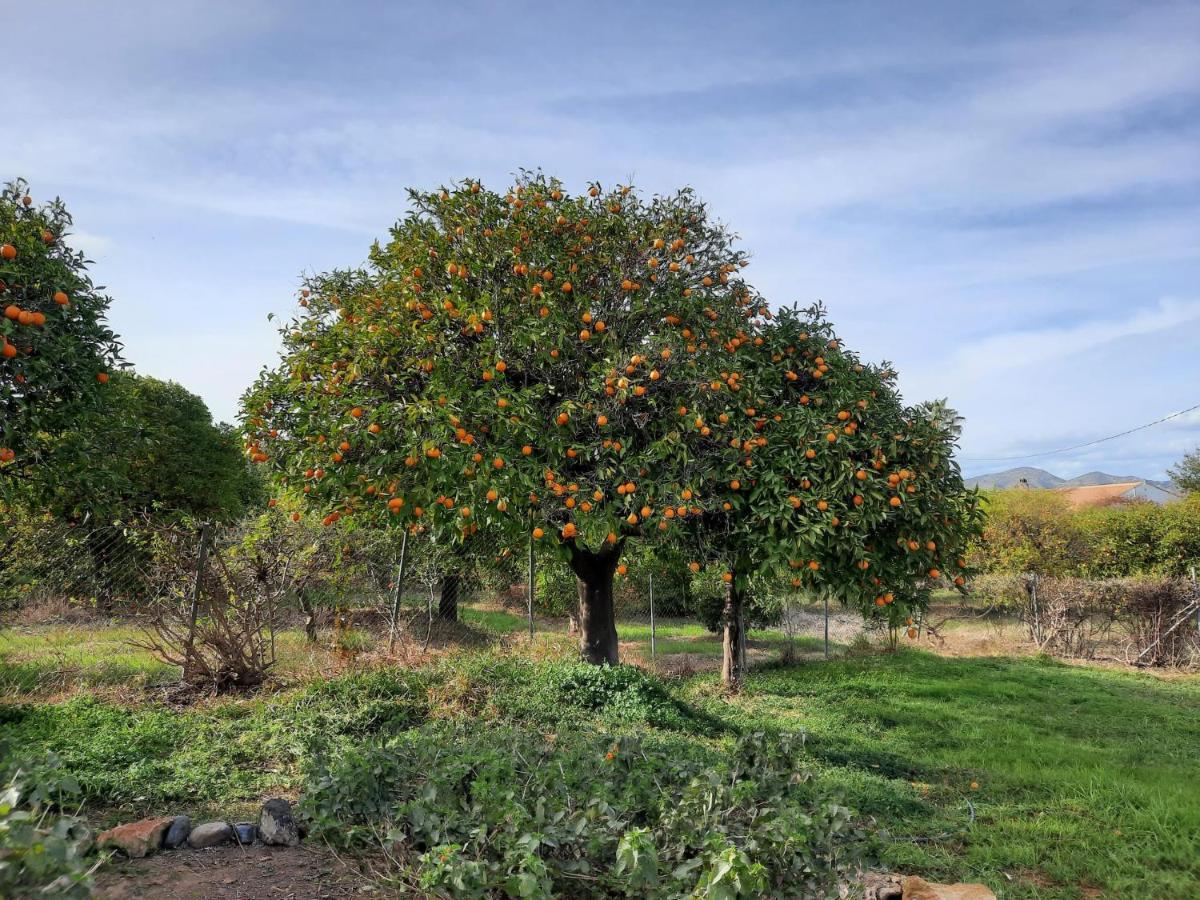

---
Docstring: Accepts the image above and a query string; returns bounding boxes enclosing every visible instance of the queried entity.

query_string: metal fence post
[1031,572,1041,646]
[184,523,211,680]
[1192,567,1198,632]
[388,530,409,653]
[649,572,656,659]
[527,527,535,640]
[823,592,830,660]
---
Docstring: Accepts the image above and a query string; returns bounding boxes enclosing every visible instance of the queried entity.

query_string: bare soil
[93,844,399,900]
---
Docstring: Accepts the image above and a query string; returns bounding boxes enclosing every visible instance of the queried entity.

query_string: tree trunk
[438,572,460,622]
[297,590,318,643]
[722,577,747,688]
[567,541,623,665]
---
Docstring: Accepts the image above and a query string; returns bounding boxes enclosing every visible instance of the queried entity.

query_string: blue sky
[7,0,1199,479]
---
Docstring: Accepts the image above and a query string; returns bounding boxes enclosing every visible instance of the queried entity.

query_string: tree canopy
[1168,447,1200,495]
[244,174,980,669]
[0,179,123,479]
[6,371,258,524]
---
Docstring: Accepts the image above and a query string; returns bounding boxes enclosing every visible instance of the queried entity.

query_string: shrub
[299,725,872,898]
[971,490,1200,579]
[0,748,94,899]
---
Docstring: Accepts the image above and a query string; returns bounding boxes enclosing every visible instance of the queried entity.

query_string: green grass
[2,622,1197,897]
[720,652,1200,898]
[0,625,178,695]
[460,606,528,634]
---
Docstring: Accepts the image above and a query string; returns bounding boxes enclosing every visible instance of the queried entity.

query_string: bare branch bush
[1116,578,1200,668]
[131,527,284,693]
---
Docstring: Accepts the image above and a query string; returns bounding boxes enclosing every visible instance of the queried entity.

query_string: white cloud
[948,297,1200,380]
[4,0,1198,477]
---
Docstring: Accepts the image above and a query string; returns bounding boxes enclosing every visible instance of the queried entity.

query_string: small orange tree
[242,174,760,663]
[0,179,123,483]
[675,303,982,683]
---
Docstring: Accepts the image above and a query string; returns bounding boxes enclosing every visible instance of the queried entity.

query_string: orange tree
[242,173,764,663]
[675,302,982,683]
[0,179,123,488]
[242,174,981,668]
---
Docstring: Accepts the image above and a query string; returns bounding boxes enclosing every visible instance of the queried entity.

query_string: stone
[234,822,258,845]
[163,815,191,849]
[187,821,233,849]
[861,872,903,899]
[96,816,174,858]
[902,876,997,900]
[258,798,301,847]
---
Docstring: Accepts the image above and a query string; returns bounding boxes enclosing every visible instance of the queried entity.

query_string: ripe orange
[0,244,15,260]
[533,526,544,539]
[96,372,109,384]
[53,291,69,306]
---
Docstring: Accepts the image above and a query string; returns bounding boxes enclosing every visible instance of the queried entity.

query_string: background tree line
[969,488,1200,579]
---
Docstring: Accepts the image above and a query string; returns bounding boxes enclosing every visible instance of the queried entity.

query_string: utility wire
[961,402,1200,463]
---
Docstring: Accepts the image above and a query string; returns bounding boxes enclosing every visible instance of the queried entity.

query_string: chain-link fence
[1,506,864,687]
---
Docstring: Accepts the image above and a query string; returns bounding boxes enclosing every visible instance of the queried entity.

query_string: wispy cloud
[6,0,1199,478]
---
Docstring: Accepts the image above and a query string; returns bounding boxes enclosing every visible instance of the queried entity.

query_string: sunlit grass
[721,652,1200,899]
[0,625,177,696]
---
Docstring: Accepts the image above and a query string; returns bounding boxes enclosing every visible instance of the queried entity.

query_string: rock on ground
[187,821,233,849]
[862,871,903,899]
[258,798,301,847]
[163,815,191,849]
[97,816,175,859]
[902,876,997,900]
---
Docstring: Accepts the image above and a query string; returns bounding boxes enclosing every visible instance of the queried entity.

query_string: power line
[961,402,1200,463]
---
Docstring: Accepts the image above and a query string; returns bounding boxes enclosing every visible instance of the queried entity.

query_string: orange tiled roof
[1053,482,1142,508]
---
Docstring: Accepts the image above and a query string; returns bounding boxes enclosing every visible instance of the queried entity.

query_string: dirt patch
[93,844,397,899]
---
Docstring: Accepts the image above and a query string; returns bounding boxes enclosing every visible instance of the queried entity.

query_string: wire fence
[9,507,1197,684]
[1,508,863,685]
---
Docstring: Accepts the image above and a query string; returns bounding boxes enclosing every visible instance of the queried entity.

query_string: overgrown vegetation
[1,641,1197,898]
[971,489,1200,578]
[0,747,95,898]
[303,726,870,897]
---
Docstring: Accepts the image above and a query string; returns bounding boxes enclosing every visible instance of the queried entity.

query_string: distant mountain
[1060,471,1141,487]
[964,466,1180,493]
[965,467,1065,489]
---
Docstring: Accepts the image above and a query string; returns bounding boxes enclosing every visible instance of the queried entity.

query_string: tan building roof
[1054,481,1144,508]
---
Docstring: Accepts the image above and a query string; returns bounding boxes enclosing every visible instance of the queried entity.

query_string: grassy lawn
[726,653,1200,898]
[1,619,1197,897]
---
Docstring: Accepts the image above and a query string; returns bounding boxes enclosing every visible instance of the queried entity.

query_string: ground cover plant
[2,622,1197,898]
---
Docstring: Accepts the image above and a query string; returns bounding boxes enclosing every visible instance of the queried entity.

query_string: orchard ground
[2,595,1197,899]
